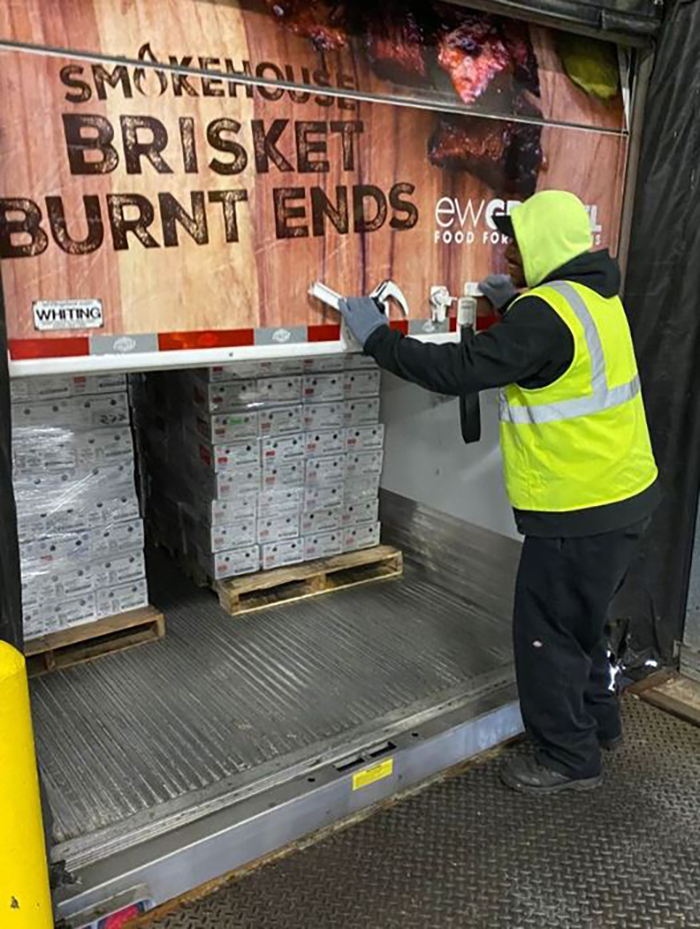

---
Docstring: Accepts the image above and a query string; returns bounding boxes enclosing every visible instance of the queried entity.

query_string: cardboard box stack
[135,356,384,583]
[11,374,148,641]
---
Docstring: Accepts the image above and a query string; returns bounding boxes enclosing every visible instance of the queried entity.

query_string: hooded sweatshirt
[364,197,659,538]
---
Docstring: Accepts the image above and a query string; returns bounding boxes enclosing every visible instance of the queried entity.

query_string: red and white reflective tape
[7,320,419,362]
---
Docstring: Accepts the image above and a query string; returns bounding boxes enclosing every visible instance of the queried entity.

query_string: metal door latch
[429,286,456,324]
[431,284,482,326]
[309,279,410,317]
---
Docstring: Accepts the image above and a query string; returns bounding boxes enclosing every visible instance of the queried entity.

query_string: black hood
[544,249,621,299]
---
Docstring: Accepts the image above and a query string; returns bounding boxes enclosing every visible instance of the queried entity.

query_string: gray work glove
[338,297,388,348]
[479,274,518,312]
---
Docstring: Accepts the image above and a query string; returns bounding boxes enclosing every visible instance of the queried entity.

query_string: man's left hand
[338,297,388,348]
[479,275,518,313]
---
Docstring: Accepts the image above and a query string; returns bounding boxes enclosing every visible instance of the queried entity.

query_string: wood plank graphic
[0,1,628,352]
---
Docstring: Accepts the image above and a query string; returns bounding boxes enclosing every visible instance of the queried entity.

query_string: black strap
[0,271,23,650]
[459,325,482,444]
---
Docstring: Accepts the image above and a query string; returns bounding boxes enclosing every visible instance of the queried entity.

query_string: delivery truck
[5,0,695,926]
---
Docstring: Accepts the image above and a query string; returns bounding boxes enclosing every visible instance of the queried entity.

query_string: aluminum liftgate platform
[148,698,700,929]
[34,498,523,925]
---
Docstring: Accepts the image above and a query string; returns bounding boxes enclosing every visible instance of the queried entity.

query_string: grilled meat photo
[262,0,546,197]
[502,19,540,96]
[429,115,511,188]
[429,6,543,196]
[264,0,348,52]
[360,1,435,85]
[435,9,512,105]
[429,111,543,197]
[434,5,540,106]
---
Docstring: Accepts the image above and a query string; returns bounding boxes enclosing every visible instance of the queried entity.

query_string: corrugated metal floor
[32,546,515,867]
[147,698,700,929]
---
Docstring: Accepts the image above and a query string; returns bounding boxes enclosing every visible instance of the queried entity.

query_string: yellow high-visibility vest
[499,280,657,512]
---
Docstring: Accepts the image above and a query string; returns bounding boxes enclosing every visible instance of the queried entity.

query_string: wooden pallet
[24,605,165,677]
[214,545,403,617]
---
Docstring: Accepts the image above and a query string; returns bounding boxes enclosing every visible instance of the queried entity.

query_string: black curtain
[615,0,700,668]
[0,273,22,650]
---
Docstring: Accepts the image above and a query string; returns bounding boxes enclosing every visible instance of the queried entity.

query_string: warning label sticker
[352,759,395,791]
[33,299,104,331]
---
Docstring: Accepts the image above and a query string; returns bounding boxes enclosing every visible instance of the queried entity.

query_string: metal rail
[58,684,522,927]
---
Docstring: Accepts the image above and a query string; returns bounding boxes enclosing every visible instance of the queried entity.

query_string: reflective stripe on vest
[498,281,641,426]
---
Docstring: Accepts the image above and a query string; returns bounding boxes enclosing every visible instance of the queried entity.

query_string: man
[339,190,659,795]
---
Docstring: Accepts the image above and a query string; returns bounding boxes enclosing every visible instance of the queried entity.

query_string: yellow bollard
[0,642,53,927]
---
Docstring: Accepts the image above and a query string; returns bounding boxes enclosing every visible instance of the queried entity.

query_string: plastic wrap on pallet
[196,545,261,582]
[342,499,380,527]
[303,357,348,374]
[345,475,382,503]
[345,425,385,452]
[22,551,148,635]
[196,411,260,444]
[204,520,258,554]
[20,520,145,577]
[11,374,127,404]
[259,406,304,437]
[203,497,258,526]
[12,392,130,429]
[135,361,386,584]
[187,374,304,414]
[258,512,301,545]
[303,402,345,432]
[301,507,342,535]
[305,429,345,457]
[191,355,369,383]
[345,354,379,371]
[346,450,384,478]
[149,363,378,418]
[302,373,345,404]
[12,424,134,474]
[261,538,304,571]
[199,439,261,472]
[344,398,381,426]
[344,370,382,400]
[306,455,347,486]
[304,483,344,512]
[258,488,304,518]
[262,434,306,463]
[203,359,305,382]
[262,459,305,491]
[14,463,138,539]
[304,529,344,561]
[344,522,382,553]
[11,375,148,640]
[17,493,141,544]
[147,491,260,581]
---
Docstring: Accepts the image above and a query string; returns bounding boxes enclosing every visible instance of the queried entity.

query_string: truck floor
[31,542,516,870]
[145,697,700,929]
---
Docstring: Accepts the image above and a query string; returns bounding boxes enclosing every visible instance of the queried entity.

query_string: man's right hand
[479,275,518,312]
[338,297,388,349]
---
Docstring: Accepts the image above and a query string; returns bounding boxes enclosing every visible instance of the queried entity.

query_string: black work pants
[513,520,648,779]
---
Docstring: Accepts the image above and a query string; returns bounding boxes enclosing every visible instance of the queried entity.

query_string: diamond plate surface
[148,699,700,929]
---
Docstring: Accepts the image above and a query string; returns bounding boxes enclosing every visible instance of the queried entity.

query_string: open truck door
[0,1,677,925]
